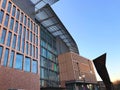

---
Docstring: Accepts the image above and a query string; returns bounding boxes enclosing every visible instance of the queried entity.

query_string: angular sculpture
[93,53,113,90]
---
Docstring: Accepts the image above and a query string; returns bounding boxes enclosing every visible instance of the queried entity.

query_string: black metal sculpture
[93,53,113,90]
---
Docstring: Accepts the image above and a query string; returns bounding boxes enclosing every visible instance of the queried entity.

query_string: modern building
[58,52,98,90]
[0,0,97,90]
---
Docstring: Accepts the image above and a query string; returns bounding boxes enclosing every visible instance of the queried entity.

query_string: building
[58,52,98,90]
[0,0,97,90]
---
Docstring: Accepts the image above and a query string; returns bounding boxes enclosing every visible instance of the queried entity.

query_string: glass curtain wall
[40,25,59,87]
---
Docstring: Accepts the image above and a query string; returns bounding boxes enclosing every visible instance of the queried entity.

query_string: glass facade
[40,26,59,87]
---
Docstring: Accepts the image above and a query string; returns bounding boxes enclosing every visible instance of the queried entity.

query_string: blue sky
[52,0,120,81]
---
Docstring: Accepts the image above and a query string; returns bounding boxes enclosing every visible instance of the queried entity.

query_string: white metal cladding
[35,4,79,54]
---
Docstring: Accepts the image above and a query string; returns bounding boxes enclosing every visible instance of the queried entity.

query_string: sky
[52,0,120,82]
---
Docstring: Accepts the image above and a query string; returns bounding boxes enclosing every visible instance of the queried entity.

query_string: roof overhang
[30,0,59,11]
[35,4,79,54]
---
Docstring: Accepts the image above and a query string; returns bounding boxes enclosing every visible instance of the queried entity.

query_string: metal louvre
[35,4,79,53]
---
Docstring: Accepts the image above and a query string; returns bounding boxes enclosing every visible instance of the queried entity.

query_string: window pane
[6,32,12,46]
[4,14,9,27]
[12,34,17,49]
[9,18,14,30]
[26,29,29,40]
[14,21,18,33]
[16,9,20,20]
[9,51,14,68]
[24,16,27,25]
[12,6,16,16]
[30,44,32,56]
[32,60,38,73]
[2,0,7,9]
[0,28,6,44]
[0,46,3,60]
[36,47,38,59]
[31,21,33,30]
[41,48,46,57]
[36,36,38,46]
[17,24,22,51]
[33,46,35,57]
[3,48,9,66]
[0,10,4,24]
[30,32,32,42]
[28,18,30,28]
[24,57,30,72]
[15,54,23,70]
[7,2,12,13]
[26,42,28,55]
[20,13,23,23]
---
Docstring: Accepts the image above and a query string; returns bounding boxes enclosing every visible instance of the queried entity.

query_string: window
[0,28,6,44]
[26,29,29,40]
[15,53,23,70]
[9,18,14,30]
[7,2,12,13]
[36,36,38,46]
[30,44,32,56]
[30,32,32,42]
[26,42,28,55]
[0,46,3,60]
[20,13,23,23]
[41,48,47,57]
[28,18,30,28]
[16,9,20,20]
[12,34,17,49]
[0,10,4,24]
[6,32,12,46]
[24,57,30,72]
[31,21,33,30]
[17,24,22,51]
[3,48,9,66]
[41,57,47,68]
[21,27,26,53]
[32,60,38,73]
[36,47,38,59]
[2,0,7,9]
[41,39,46,48]
[17,36,21,51]
[35,25,38,34]
[33,34,35,44]
[14,21,18,33]
[40,68,48,79]
[24,16,27,25]
[21,39,25,53]
[9,51,14,68]
[4,14,9,27]
[12,6,16,16]
[33,46,35,57]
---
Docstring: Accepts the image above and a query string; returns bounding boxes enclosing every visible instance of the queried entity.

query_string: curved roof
[30,0,79,54]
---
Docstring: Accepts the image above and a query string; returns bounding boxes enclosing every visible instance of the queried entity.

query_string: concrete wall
[0,66,40,90]
[12,0,35,20]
